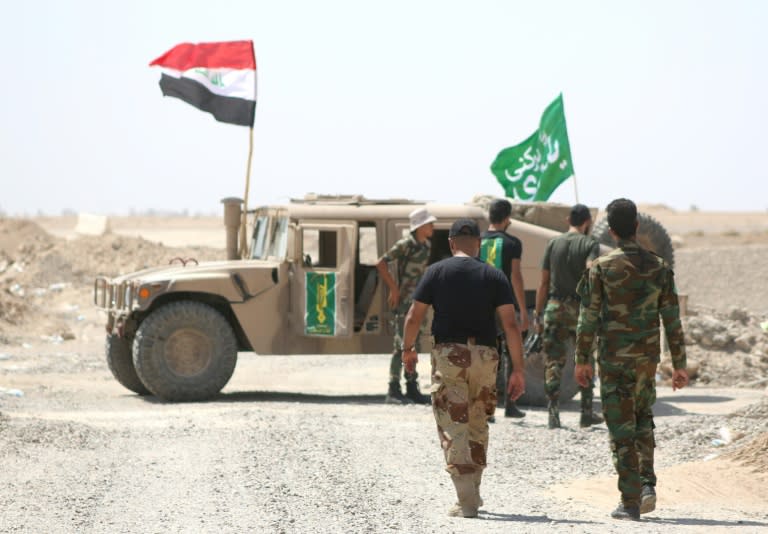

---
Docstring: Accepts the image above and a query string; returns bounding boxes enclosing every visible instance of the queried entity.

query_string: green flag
[490,94,574,201]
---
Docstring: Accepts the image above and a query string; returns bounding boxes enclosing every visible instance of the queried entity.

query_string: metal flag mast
[240,126,254,258]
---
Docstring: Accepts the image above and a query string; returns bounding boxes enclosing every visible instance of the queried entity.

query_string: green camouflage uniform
[576,239,686,509]
[541,232,600,403]
[383,234,431,382]
[431,341,498,475]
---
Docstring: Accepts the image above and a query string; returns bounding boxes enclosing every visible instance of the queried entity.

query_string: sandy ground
[1,206,767,533]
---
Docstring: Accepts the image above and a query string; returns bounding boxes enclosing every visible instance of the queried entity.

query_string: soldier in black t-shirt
[400,218,525,519]
[479,199,528,419]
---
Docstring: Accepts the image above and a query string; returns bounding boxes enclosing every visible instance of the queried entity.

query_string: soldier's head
[569,203,592,234]
[606,198,638,239]
[409,207,436,241]
[448,218,481,257]
[488,198,512,227]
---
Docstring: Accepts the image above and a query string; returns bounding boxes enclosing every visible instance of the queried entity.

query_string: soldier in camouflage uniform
[574,198,689,521]
[401,218,525,518]
[534,204,603,428]
[376,207,436,404]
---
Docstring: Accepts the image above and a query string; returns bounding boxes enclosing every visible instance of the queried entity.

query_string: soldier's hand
[506,370,525,401]
[519,309,530,332]
[672,368,689,391]
[402,349,418,374]
[574,363,593,388]
[388,288,400,309]
[533,314,543,335]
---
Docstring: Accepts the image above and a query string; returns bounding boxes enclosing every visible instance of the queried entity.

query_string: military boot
[385,382,411,405]
[404,379,430,405]
[579,389,604,427]
[447,474,479,518]
[504,399,526,418]
[547,399,561,429]
[640,485,656,514]
[610,502,640,521]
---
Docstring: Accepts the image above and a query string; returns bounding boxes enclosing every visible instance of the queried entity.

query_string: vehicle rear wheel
[517,336,578,407]
[106,333,150,395]
[133,301,238,402]
[592,212,675,268]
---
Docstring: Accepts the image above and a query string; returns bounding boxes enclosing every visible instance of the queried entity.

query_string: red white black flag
[150,40,256,127]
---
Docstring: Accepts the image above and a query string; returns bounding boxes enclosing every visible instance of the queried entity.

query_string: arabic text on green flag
[490,94,574,201]
[305,272,336,336]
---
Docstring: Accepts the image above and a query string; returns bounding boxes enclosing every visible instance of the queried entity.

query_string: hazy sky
[2,0,766,216]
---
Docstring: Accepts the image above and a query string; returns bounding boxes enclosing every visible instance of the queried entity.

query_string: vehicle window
[302,229,337,268]
[251,215,269,259]
[358,225,378,265]
[266,216,288,259]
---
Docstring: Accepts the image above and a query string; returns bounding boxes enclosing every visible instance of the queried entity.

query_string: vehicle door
[291,221,356,337]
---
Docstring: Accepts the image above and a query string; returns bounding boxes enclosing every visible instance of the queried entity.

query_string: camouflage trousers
[430,341,498,476]
[598,357,657,507]
[542,299,595,401]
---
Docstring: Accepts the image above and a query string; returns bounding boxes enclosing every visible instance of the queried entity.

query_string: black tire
[106,334,151,395]
[592,212,675,268]
[517,336,578,407]
[132,302,238,402]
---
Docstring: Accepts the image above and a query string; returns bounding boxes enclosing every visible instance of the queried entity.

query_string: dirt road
[1,339,767,533]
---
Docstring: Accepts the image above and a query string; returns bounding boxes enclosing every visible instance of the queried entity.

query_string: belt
[549,294,580,302]
[434,335,496,347]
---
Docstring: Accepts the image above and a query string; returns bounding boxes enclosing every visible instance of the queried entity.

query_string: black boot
[385,382,411,405]
[611,502,640,521]
[579,388,604,427]
[405,380,430,405]
[547,399,561,429]
[640,485,656,514]
[504,399,526,418]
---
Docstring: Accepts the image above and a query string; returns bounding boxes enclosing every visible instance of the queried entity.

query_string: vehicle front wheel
[106,333,150,395]
[132,301,238,402]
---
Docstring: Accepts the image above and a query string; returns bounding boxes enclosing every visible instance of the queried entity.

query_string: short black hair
[569,204,591,227]
[606,198,637,239]
[488,198,512,224]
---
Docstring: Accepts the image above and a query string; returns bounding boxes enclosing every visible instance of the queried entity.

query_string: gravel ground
[1,217,768,533]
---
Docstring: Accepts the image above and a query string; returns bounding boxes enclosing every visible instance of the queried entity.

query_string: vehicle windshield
[250,213,288,260]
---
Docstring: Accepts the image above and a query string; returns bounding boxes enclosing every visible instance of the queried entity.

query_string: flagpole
[240,126,255,258]
[571,174,579,204]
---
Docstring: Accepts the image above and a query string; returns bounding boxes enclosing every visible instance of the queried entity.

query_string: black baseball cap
[449,218,480,238]
[570,204,591,226]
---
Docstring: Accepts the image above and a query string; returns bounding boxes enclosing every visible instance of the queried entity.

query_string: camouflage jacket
[575,239,686,369]
[382,234,431,314]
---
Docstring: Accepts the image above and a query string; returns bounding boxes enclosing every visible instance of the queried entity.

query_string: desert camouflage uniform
[576,239,686,508]
[384,234,431,382]
[431,341,498,475]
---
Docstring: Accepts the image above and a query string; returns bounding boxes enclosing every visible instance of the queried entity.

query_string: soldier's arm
[402,300,429,372]
[575,266,602,365]
[659,268,687,371]
[534,268,550,333]
[376,239,407,308]
[498,303,525,400]
[509,258,529,331]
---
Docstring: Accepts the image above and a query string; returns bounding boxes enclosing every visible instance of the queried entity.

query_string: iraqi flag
[149,40,256,127]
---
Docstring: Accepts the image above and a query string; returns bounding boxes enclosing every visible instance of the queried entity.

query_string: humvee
[94,194,673,404]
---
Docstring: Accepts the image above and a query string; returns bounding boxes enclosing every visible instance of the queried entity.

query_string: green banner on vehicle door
[305,272,336,336]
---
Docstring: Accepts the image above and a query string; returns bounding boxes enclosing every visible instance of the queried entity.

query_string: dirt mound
[0,218,222,340]
[728,431,768,473]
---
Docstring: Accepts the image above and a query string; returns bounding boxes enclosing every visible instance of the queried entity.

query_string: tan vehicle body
[94,195,581,401]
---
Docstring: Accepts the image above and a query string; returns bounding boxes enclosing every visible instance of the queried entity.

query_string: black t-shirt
[412,255,515,341]
[479,230,522,281]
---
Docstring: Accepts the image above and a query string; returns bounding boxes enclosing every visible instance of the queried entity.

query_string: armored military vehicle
[94,195,673,404]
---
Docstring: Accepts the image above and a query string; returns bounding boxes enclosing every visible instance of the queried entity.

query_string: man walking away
[401,218,526,518]
[479,198,528,419]
[575,198,689,521]
[534,203,603,428]
[376,207,436,404]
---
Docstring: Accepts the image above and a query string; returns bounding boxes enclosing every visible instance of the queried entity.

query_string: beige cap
[409,207,437,232]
